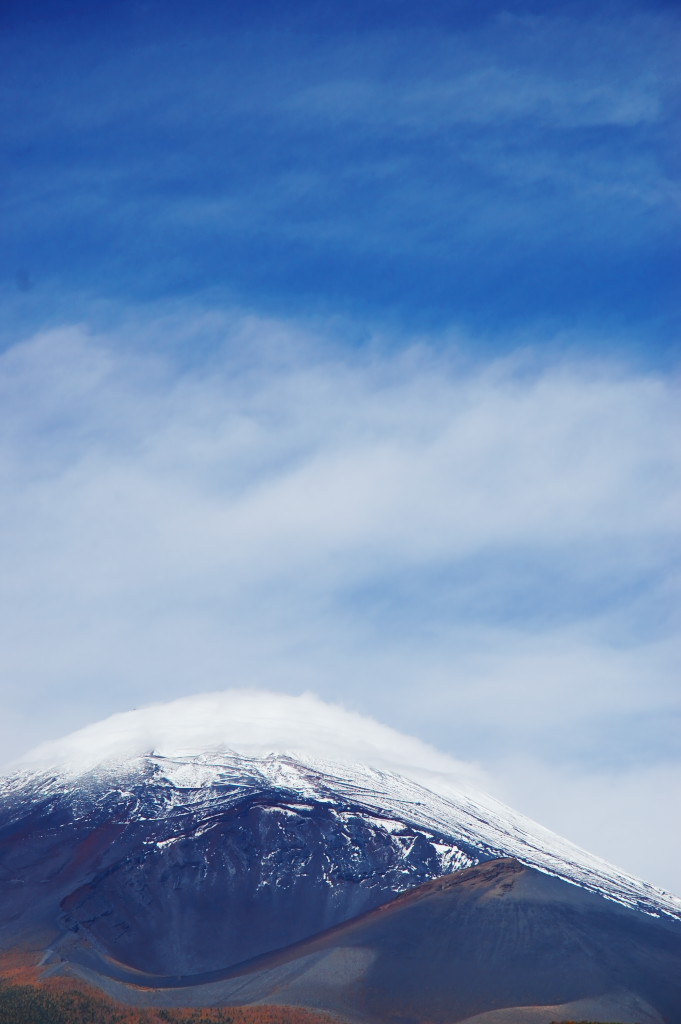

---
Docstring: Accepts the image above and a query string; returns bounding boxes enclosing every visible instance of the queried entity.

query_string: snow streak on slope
[2,748,679,922]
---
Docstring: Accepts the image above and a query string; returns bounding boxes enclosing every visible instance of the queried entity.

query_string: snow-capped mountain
[1,746,679,978]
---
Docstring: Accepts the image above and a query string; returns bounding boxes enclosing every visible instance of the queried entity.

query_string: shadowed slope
[54,859,681,1024]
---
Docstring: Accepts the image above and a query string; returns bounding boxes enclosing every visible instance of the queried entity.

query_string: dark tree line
[0,981,340,1024]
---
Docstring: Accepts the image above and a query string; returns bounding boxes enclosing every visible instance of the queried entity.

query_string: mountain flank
[1,751,680,1024]
[40,859,681,1024]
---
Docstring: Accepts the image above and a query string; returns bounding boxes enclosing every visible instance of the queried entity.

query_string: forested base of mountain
[0,981,341,1024]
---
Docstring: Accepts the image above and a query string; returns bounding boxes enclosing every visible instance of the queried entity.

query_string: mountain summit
[1,747,679,977]
[2,697,680,1023]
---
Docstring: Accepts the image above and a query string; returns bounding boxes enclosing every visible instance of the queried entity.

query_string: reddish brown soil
[0,955,347,1024]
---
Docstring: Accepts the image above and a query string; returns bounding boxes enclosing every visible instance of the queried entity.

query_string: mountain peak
[12,692,482,794]
[3,746,680,928]
[2,745,681,1023]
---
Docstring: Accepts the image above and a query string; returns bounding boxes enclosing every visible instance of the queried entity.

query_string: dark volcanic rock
[0,756,476,974]
[72,859,681,1024]
[1,748,680,1004]
[56,795,470,974]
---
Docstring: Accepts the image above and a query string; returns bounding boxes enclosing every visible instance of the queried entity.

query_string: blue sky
[2,0,679,357]
[1,0,680,891]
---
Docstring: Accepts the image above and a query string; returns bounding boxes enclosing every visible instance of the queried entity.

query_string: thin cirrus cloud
[1,1,678,346]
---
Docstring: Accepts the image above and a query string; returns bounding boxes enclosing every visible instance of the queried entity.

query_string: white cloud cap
[17,689,486,795]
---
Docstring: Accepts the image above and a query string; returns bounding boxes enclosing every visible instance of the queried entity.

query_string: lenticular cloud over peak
[15,690,484,793]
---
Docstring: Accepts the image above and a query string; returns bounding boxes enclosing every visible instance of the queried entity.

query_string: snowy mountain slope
[2,693,680,1015]
[1,747,679,969]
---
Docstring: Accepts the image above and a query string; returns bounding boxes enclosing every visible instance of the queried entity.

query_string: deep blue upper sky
[2,0,679,360]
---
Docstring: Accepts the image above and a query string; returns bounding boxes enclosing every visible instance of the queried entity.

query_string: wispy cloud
[2,2,678,340]
[0,311,679,886]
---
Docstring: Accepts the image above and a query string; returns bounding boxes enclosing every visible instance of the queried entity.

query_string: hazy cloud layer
[0,312,679,889]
